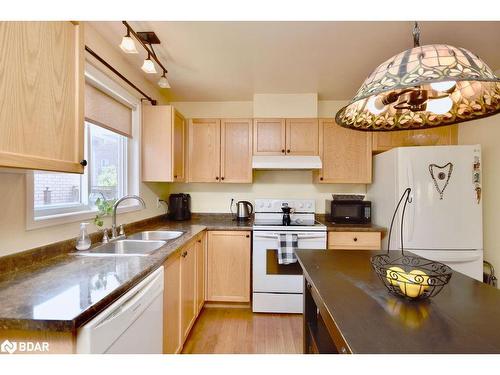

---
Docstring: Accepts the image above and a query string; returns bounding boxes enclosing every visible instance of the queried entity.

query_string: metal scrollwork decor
[370,188,453,301]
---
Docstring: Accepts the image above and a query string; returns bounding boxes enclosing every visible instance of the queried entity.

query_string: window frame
[26,63,142,230]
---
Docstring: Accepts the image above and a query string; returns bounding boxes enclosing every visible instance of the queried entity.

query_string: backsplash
[167,170,366,213]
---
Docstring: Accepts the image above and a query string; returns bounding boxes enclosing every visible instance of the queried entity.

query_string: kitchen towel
[278,233,298,264]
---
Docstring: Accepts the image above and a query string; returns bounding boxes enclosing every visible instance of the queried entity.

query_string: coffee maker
[168,193,191,221]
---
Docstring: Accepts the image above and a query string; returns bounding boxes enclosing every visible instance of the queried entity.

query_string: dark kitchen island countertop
[296,250,500,354]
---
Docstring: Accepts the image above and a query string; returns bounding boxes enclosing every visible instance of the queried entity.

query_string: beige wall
[168,170,365,213]
[169,99,365,213]
[0,22,170,257]
[459,117,500,275]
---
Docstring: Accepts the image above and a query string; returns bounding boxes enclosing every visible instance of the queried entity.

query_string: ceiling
[89,21,500,102]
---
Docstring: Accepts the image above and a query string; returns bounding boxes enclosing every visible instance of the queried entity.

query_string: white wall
[0,23,170,257]
[459,117,500,277]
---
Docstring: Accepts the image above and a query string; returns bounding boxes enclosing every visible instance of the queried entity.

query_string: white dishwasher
[77,266,164,354]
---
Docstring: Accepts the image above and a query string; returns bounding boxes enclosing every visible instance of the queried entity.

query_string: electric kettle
[231,200,253,222]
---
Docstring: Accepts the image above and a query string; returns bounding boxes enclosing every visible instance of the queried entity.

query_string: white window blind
[85,83,132,138]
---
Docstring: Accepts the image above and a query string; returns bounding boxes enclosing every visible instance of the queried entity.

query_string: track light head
[141,53,157,74]
[158,72,171,88]
[119,29,138,54]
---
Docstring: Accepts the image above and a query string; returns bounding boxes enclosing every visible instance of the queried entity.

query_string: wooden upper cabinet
[253,118,286,155]
[188,118,221,182]
[206,231,251,302]
[285,118,319,155]
[173,110,186,182]
[315,119,372,184]
[372,125,458,153]
[0,22,85,173]
[220,119,253,183]
[142,105,186,182]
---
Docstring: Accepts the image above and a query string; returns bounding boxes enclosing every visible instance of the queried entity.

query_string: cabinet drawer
[328,232,381,250]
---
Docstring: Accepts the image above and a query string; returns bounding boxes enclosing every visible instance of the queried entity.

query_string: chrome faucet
[111,195,146,240]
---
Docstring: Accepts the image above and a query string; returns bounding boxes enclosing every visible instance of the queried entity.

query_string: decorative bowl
[371,253,453,301]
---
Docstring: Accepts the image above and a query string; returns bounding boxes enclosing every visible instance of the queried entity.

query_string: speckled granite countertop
[0,213,254,333]
[315,215,386,233]
[0,213,382,333]
[0,222,206,332]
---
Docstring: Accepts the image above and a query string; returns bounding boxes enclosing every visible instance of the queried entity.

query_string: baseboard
[203,301,251,309]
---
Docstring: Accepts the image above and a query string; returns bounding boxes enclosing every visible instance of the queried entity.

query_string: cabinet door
[0,22,84,173]
[180,243,196,340]
[220,119,253,183]
[207,231,251,302]
[163,252,182,354]
[285,118,319,155]
[173,109,186,182]
[316,119,372,183]
[142,105,174,182]
[253,118,286,155]
[372,125,458,152]
[188,119,221,182]
[195,234,206,314]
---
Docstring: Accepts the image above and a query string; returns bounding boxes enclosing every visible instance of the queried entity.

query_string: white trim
[26,194,141,230]
[85,62,140,109]
[25,62,143,231]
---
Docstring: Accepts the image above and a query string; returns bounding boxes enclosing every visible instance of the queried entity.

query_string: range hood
[252,156,322,170]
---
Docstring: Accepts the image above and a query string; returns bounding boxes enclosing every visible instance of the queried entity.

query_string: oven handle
[254,233,326,240]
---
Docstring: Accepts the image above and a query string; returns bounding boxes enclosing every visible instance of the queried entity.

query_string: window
[33,122,128,219]
[27,64,141,228]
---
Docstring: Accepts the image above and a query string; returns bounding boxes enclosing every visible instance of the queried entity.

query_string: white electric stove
[252,199,327,313]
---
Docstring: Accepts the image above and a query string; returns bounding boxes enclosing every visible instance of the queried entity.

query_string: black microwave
[325,200,371,224]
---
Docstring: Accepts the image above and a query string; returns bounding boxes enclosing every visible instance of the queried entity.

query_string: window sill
[26,203,142,231]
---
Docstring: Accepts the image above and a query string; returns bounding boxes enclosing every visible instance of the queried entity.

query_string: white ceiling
[89,21,500,102]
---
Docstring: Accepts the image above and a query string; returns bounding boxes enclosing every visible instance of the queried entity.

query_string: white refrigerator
[367,145,483,281]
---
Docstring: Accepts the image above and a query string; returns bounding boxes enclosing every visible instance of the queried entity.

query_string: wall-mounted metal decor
[336,22,500,131]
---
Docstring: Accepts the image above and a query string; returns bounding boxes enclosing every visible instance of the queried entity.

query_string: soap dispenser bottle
[76,222,91,250]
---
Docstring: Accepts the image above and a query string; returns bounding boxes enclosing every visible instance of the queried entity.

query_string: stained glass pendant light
[335,22,500,131]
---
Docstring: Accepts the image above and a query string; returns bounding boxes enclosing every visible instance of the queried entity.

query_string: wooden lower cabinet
[180,241,196,341]
[195,234,206,313]
[163,251,182,354]
[162,232,206,354]
[206,231,251,302]
[327,231,381,250]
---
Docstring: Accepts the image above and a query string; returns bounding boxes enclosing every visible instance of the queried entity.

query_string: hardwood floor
[181,307,303,354]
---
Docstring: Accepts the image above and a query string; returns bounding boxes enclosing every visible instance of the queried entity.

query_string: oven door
[252,231,326,294]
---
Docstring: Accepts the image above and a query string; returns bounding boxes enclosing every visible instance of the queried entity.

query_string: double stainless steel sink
[75,230,184,257]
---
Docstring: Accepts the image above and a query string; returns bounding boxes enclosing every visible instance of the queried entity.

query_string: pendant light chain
[413,21,420,47]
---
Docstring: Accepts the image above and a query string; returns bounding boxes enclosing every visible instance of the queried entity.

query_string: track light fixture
[158,71,171,88]
[120,21,171,88]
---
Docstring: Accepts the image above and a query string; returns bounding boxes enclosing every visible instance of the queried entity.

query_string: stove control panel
[254,199,315,213]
